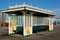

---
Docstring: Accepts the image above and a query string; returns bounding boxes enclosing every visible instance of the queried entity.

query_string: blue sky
[0,0,60,18]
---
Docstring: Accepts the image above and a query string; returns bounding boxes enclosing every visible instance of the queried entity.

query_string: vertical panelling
[16,16,23,26]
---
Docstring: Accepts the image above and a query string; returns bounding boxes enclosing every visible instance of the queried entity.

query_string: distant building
[0,11,2,26]
[1,3,55,37]
[54,18,60,24]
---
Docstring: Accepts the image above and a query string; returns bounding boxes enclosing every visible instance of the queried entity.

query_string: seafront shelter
[1,3,55,36]
[54,18,60,25]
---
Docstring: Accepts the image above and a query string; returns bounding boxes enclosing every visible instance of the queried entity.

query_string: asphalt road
[0,25,60,40]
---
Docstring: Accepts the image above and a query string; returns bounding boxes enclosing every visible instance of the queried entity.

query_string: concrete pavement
[0,25,60,40]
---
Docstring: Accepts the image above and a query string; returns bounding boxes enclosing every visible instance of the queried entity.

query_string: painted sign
[49,18,53,31]
[23,15,32,36]
[24,26,32,36]
[9,17,16,34]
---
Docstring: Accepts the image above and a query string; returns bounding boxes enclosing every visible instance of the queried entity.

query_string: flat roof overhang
[1,7,56,16]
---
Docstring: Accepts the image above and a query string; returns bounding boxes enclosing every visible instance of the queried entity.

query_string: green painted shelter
[1,3,55,36]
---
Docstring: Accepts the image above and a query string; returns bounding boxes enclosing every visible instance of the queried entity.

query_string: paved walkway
[0,27,8,36]
[0,25,60,40]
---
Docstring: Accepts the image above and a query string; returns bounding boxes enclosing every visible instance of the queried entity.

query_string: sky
[0,0,60,18]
